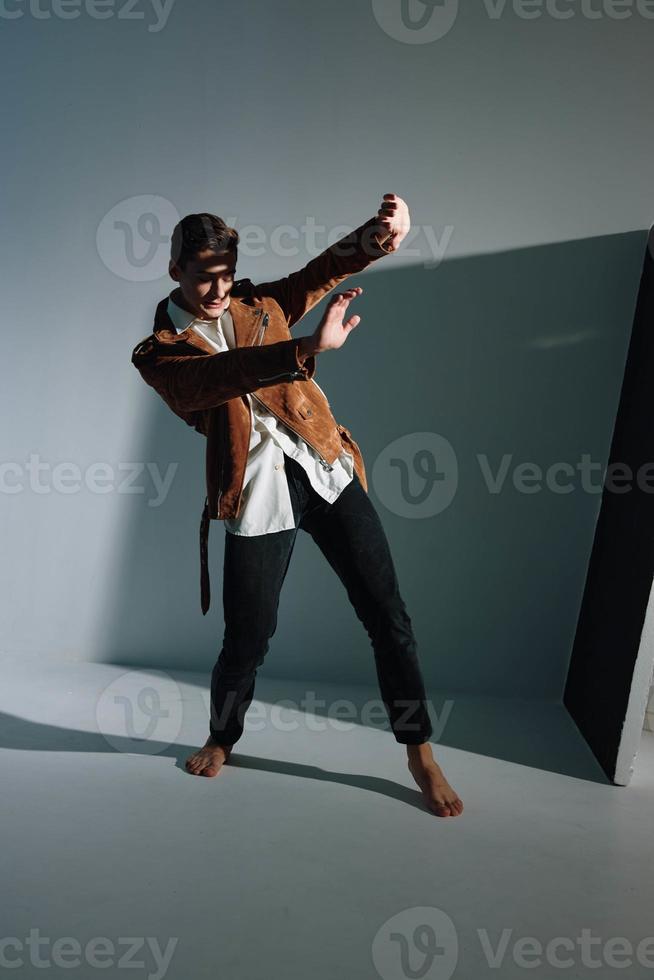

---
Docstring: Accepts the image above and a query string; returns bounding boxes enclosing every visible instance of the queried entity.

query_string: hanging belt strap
[199,496,211,615]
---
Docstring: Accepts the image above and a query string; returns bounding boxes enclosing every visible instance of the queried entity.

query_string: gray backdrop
[2,0,651,701]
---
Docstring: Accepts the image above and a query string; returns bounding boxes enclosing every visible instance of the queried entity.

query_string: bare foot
[407,743,464,817]
[185,737,233,777]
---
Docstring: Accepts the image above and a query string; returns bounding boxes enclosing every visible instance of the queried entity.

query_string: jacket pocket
[296,399,315,420]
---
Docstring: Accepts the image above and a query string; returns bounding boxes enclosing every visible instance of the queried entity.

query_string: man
[131,194,463,817]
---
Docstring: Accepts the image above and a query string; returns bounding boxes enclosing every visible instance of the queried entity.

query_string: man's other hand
[300,287,364,356]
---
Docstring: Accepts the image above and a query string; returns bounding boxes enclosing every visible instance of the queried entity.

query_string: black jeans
[209,453,433,746]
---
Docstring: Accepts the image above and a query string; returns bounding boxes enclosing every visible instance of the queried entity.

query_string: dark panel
[564,230,654,780]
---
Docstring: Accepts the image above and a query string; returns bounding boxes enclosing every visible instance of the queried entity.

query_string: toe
[430,790,452,817]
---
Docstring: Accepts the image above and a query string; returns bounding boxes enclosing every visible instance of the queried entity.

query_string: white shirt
[167,296,354,535]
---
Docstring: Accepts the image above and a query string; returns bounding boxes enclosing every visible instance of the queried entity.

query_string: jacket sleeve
[252,216,395,328]
[132,336,316,415]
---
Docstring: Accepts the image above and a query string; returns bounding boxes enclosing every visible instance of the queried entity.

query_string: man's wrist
[297,335,318,362]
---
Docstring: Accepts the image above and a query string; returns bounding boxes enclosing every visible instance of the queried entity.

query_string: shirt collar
[167,295,229,333]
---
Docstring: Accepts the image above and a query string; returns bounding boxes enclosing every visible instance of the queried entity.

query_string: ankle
[406,741,434,763]
[207,736,231,750]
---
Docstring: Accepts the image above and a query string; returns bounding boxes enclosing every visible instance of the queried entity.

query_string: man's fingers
[379,195,399,211]
[330,287,363,304]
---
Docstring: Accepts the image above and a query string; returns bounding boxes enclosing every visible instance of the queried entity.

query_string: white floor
[2,652,654,980]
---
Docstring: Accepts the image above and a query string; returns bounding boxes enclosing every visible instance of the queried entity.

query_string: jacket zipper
[255,311,268,345]
[261,357,330,405]
[231,309,335,515]
[231,311,268,516]
[250,393,334,472]
[216,409,225,517]
[256,371,306,383]
[253,310,334,471]
[255,313,306,382]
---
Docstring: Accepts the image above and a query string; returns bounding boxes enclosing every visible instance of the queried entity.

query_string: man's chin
[201,302,228,318]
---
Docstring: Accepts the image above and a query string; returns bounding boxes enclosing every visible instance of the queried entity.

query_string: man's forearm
[133,337,317,414]
[254,216,394,329]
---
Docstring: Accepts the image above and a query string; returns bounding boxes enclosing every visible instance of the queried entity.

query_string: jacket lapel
[152,295,262,353]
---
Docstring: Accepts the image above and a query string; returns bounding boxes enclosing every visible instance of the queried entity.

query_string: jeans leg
[209,525,297,744]
[299,474,434,745]
[209,457,309,744]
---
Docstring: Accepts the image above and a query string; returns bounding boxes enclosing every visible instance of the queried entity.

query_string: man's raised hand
[376,193,411,252]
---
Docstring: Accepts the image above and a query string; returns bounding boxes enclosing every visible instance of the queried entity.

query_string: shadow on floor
[0,668,612,786]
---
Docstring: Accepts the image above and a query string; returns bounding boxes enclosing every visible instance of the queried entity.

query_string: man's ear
[168,259,180,282]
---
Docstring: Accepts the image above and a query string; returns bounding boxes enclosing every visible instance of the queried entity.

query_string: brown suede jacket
[131,215,394,613]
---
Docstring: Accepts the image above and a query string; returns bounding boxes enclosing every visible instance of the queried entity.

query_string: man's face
[169,248,237,320]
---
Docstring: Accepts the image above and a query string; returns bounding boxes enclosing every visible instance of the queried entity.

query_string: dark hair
[170,212,239,269]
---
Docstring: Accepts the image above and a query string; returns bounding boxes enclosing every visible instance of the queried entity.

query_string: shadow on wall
[97,231,647,704]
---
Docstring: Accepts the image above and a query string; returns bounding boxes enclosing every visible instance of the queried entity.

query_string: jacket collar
[153,285,262,352]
